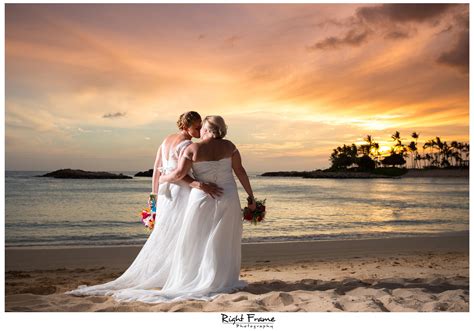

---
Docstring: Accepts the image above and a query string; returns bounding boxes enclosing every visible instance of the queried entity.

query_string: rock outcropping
[39,169,133,179]
[134,169,154,177]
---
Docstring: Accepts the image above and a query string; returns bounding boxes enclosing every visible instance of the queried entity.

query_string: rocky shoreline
[134,169,153,177]
[37,167,468,179]
[39,169,133,179]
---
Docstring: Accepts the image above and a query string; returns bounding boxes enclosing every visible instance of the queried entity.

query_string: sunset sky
[5,3,469,172]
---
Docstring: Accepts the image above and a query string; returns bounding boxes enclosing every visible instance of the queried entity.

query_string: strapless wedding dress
[65,140,193,297]
[109,155,248,303]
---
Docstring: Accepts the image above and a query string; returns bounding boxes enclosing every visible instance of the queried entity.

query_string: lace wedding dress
[109,154,248,303]
[65,140,193,297]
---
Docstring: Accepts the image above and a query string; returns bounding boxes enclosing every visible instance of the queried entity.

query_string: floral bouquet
[242,198,266,224]
[139,194,157,231]
[139,207,156,231]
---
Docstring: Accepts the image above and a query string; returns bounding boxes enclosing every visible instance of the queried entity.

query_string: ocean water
[4,170,469,248]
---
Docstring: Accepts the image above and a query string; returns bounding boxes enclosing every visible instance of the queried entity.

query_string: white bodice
[159,140,192,175]
[158,140,193,199]
[191,157,236,186]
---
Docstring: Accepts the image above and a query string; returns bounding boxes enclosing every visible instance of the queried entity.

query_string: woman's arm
[183,177,223,199]
[160,144,224,198]
[159,146,194,183]
[151,143,163,194]
[231,147,256,210]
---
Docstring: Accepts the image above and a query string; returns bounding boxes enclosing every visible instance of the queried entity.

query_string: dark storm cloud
[454,12,469,30]
[308,3,468,75]
[355,3,458,25]
[314,17,347,29]
[307,26,373,50]
[436,29,469,74]
[383,29,412,40]
[435,8,469,75]
[435,24,454,36]
[103,112,126,118]
[309,3,463,51]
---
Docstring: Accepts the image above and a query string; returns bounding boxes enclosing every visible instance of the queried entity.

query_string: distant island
[134,169,153,177]
[262,132,469,179]
[39,169,133,179]
[262,168,403,178]
[261,167,468,179]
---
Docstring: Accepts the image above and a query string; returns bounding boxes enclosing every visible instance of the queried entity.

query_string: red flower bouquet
[242,198,266,224]
[139,194,157,232]
[139,207,156,231]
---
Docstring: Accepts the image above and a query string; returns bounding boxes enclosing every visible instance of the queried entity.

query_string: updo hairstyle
[177,111,201,130]
[203,115,227,139]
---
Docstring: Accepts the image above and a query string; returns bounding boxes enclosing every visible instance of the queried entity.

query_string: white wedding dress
[65,139,193,297]
[109,153,248,303]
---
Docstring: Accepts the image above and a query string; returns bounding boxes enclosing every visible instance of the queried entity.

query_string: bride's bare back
[191,139,236,162]
[161,134,189,161]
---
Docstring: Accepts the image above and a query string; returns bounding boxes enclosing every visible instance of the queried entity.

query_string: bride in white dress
[109,115,257,303]
[65,112,222,297]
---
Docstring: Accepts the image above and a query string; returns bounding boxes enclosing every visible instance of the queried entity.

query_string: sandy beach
[5,232,469,312]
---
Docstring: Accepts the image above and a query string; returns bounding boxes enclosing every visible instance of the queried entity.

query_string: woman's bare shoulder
[163,133,182,145]
[222,139,236,150]
[187,141,200,151]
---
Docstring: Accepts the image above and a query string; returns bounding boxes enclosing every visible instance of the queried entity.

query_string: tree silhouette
[411,132,420,169]
[329,132,468,171]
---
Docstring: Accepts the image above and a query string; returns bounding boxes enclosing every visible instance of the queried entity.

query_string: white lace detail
[158,140,192,201]
[174,140,193,159]
[157,165,174,174]
[157,166,174,199]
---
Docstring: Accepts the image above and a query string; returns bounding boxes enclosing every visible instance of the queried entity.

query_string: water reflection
[4,171,470,247]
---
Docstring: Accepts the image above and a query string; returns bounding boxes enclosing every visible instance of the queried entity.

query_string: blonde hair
[203,115,227,139]
[176,111,201,130]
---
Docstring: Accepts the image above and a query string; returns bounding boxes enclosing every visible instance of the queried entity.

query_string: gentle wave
[5,171,469,248]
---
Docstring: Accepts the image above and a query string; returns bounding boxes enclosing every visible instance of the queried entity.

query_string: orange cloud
[5,3,469,171]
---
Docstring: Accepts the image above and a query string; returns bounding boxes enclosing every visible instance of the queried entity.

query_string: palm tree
[381,147,406,168]
[407,141,417,169]
[461,142,470,167]
[330,134,468,170]
[391,131,402,153]
[358,142,371,156]
[391,131,408,163]
[372,142,381,168]
[415,153,423,168]
[451,141,459,167]
[433,137,443,167]
[391,131,400,141]
[423,139,435,167]
[425,153,432,167]
[330,143,360,169]
[411,132,420,169]
[363,134,381,166]
[363,135,372,153]
[440,141,452,168]
[421,141,428,168]
[364,135,373,145]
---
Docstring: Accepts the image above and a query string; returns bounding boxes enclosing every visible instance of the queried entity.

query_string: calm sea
[4,171,469,248]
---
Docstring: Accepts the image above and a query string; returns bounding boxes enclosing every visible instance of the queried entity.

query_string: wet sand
[5,232,469,312]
